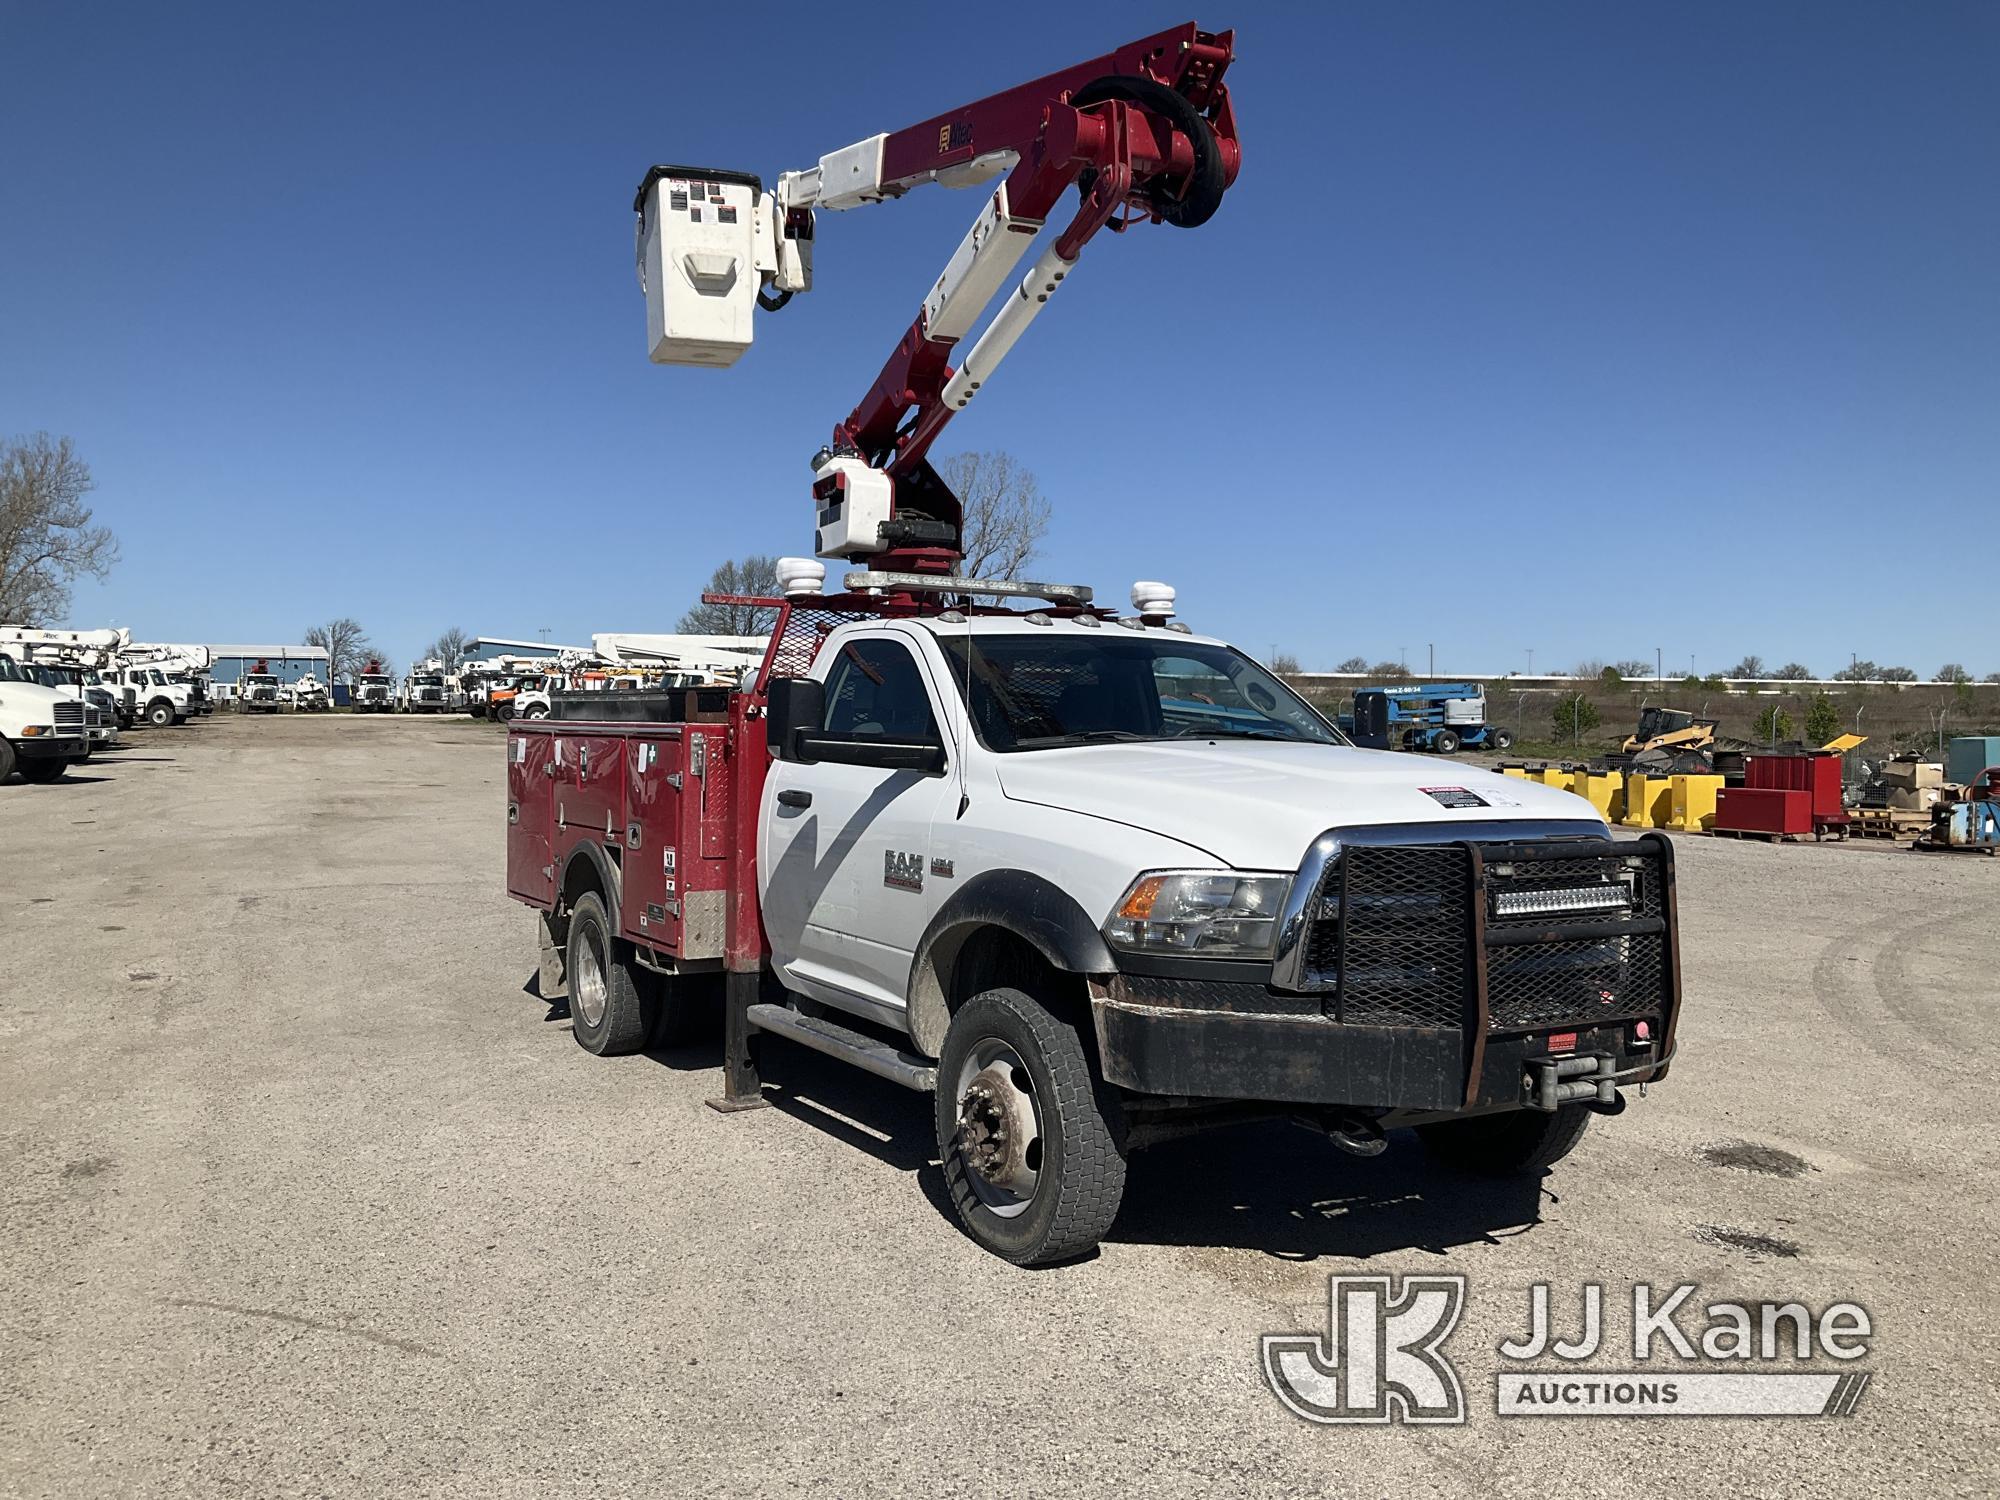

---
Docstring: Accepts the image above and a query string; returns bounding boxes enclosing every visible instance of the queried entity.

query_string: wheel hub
[573,939,607,1027]
[957,1061,1037,1200]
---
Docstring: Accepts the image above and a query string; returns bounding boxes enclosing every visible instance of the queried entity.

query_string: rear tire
[1487,727,1515,752]
[1418,1105,1592,1175]
[935,987,1126,1265]
[1432,730,1461,755]
[564,891,651,1055]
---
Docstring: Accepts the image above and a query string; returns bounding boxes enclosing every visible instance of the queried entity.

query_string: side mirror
[765,676,825,762]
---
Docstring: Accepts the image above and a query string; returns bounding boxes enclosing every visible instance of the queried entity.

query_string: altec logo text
[1263,1277,1874,1424]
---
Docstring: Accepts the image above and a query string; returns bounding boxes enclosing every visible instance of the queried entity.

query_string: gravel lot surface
[3,714,1995,1497]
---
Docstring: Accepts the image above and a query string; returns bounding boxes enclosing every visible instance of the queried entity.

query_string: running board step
[745,1003,938,1092]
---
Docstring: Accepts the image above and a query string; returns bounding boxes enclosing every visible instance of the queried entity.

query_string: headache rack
[1297,833,1681,1042]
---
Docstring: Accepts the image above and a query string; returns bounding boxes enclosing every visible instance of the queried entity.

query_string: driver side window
[822,639,940,741]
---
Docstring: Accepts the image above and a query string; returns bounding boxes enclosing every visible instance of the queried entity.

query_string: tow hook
[1319,1112,1387,1157]
[1525,1052,1620,1113]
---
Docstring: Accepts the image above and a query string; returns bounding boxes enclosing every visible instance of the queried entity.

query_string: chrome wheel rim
[574,933,608,1028]
[954,1039,1042,1218]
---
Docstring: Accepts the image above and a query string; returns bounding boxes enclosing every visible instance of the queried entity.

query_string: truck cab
[507,579,1681,1265]
[402,664,450,713]
[353,669,396,713]
[241,670,283,712]
[0,652,90,782]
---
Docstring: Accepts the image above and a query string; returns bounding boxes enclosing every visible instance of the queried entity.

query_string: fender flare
[904,869,1114,1056]
[559,839,622,917]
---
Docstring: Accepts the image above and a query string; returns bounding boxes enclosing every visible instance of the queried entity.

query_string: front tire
[0,738,16,782]
[17,758,69,783]
[1418,1105,1592,1175]
[564,891,652,1055]
[1487,727,1515,752]
[146,700,174,728]
[935,987,1126,1266]
[1432,729,1461,754]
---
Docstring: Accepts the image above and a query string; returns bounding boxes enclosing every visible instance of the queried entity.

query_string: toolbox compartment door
[623,733,685,949]
[506,730,555,904]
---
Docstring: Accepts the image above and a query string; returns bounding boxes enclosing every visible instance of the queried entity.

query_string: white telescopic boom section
[939,241,1076,412]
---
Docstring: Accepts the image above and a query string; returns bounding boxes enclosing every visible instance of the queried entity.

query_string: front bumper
[1089,832,1681,1115]
[16,733,88,761]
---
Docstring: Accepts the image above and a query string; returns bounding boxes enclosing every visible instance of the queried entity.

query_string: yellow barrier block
[1500,767,1528,780]
[1620,773,1674,828]
[1537,767,1575,793]
[1572,770,1626,823]
[1667,774,1724,832]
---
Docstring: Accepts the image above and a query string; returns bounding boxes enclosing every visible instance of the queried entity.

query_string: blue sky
[3,1,1994,675]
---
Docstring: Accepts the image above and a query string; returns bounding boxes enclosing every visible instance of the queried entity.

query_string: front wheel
[1417,1105,1592,1175]
[935,987,1126,1265]
[1487,727,1515,752]
[146,700,174,728]
[16,758,69,783]
[523,704,549,721]
[1432,730,1461,755]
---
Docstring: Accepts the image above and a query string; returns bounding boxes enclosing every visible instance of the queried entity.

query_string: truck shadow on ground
[733,1041,1550,1262]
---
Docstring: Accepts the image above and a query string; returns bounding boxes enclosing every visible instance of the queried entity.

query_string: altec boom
[636,22,1239,575]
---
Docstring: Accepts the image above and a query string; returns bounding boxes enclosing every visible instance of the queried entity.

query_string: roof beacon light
[776,557,826,598]
[1131,582,1176,624]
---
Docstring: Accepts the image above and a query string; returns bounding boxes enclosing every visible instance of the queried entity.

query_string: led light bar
[1493,884,1634,918]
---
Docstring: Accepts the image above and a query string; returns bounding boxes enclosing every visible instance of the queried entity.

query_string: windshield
[414,675,442,686]
[148,669,167,685]
[248,675,276,685]
[937,633,1345,752]
[0,655,23,683]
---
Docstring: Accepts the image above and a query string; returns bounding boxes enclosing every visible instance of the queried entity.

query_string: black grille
[1297,837,1675,1036]
[1318,844,1472,1029]
[1486,932,1667,1032]
[54,701,84,729]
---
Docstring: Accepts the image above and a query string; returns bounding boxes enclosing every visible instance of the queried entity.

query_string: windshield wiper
[1014,728,1157,747]
[1177,726,1301,742]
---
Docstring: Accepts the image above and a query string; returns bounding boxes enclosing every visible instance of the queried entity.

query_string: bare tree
[1268,650,1301,676]
[1335,655,1369,674]
[679,556,781,634]
[1935,663,1970,684]
[938,450,1052,581]
[1772,662,1813,680]
[427,627,469,666]
[305,617,377,681]
[0,433,118,624]
[1727,655,1766,679]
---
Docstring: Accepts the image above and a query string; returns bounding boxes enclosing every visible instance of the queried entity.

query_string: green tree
[1804,692,1840,747]
[1552,691,1600,743]
[1753,703,1793,743]
[1880,665,1918,683]
[1598,665,1625,688]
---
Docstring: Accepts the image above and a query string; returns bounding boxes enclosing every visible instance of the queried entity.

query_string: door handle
[777,789,812,809]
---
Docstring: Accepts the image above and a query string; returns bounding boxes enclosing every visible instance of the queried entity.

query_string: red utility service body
[506,706,761,968]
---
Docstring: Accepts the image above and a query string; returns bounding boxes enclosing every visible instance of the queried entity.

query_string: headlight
[1103,870,1292,959]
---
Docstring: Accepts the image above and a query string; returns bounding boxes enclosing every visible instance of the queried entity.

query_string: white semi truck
[0,650,91,782]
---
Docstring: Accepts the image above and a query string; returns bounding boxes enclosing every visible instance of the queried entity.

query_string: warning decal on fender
[1421,786,1489,809]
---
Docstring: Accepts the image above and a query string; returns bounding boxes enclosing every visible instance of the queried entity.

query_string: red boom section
[829,23,1239,569]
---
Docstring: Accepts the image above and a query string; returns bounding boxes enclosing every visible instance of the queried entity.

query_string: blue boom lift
[1351,682,1513,755]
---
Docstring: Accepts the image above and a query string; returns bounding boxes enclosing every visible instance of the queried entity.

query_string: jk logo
[1262,1275,1467,1425]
